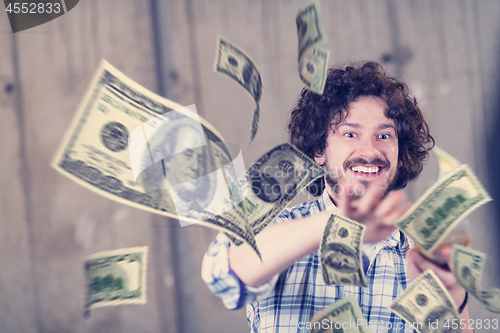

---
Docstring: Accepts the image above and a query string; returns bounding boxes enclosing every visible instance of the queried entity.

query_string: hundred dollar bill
[214,37,262,142]
[218,143,325,247]
[390,269,460,333]
[412,146,468,264]
[308,295,370,333]
[84,246,148,317]
[415,146,470,265]
[299,47,330,95]
[51,60,260,256]
[296,0,329,95]
[220,143,326,246]
[319,214,367,287]
[394,164,491,256]
[296,0,328,59]
[451,244,500,313]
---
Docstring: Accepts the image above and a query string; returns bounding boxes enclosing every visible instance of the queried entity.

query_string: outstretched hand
[335,184,412,243]
[407,246,467,309]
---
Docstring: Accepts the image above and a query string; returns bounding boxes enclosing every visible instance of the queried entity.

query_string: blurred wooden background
[1,0,500,332]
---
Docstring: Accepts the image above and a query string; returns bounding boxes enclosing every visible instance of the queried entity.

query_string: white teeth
[350,166,380,174]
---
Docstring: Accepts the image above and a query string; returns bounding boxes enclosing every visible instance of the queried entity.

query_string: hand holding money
[407,246,468,311]
[390,269,461,333]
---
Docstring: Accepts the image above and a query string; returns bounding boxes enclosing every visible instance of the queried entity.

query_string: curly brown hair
[288,61,434,195]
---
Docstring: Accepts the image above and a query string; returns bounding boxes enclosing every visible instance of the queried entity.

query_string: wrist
[458,291,468,314]
[449,284,466,309]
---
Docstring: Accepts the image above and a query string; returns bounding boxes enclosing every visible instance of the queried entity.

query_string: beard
[324,156,398,201]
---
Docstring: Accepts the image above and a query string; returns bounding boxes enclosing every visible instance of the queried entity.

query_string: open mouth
[349,165,382,178]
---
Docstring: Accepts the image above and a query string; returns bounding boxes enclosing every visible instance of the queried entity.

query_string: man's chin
[329,178,392,200]
[327,179,366,200]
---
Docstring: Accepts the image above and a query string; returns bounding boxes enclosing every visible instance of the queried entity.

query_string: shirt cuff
[201,233,278,310]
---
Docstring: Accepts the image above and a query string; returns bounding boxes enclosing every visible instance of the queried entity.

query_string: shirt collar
[321,189,337,213]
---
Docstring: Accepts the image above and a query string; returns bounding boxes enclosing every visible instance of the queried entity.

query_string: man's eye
[379,134,390,139]
[344,132,357,138]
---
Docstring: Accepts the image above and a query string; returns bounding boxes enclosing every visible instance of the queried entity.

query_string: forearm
[229,211,330,287]
[460,305,473,333]
[449,284,473,332]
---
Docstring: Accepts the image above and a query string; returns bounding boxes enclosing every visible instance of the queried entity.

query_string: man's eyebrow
[337,122,360,128]
[335,122,396,132]
[378,123,396,131]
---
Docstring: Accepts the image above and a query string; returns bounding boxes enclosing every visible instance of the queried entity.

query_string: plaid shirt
[202,191,415,333]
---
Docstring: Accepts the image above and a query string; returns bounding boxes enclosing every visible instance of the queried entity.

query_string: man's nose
[356,137,381,160]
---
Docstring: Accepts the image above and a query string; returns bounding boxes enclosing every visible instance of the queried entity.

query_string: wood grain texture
[0,12,39,333]
[5,1,163,332]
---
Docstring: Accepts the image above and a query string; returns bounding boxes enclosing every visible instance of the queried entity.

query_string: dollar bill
[308,295,370,333]
[296,0,328,59]
[296,0,329,95]
[389,269,460,333]
[248,143,326,234]
[394,164,491,255]
[51,59,260,256]
[299,47,330,95]
[413,146,470,265]
[219,143,326,246]
[214,37,262,142]
[84,246,148,317]
[451,244,500,313]
[219,144,326,248]
[319,214,367,287]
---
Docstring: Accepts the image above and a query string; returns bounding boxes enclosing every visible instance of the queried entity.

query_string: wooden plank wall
[0,0,499,332]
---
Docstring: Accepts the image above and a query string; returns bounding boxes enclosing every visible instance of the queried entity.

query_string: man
[202,62,470,332]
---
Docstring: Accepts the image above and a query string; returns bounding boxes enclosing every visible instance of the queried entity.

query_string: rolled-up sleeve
[201,233,278,310]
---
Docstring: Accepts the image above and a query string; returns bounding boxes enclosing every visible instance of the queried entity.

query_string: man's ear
[314,152,325,165]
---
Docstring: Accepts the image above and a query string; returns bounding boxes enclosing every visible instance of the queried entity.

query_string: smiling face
[314,96,399,201]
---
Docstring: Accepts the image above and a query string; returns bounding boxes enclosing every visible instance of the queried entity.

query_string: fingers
[356,188,410,225]
[374,191,406,219]
[353,185,384,216]
[383,201,412,223]
[363,224,397,243]
[439,245,453,262]
[337,183,384,219]
[408,248,467,308]
[407,249,457,288]
[334,184,411,244]
[335,184,351,217]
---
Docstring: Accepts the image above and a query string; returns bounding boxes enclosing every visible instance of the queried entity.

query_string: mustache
[343,157,389,170]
